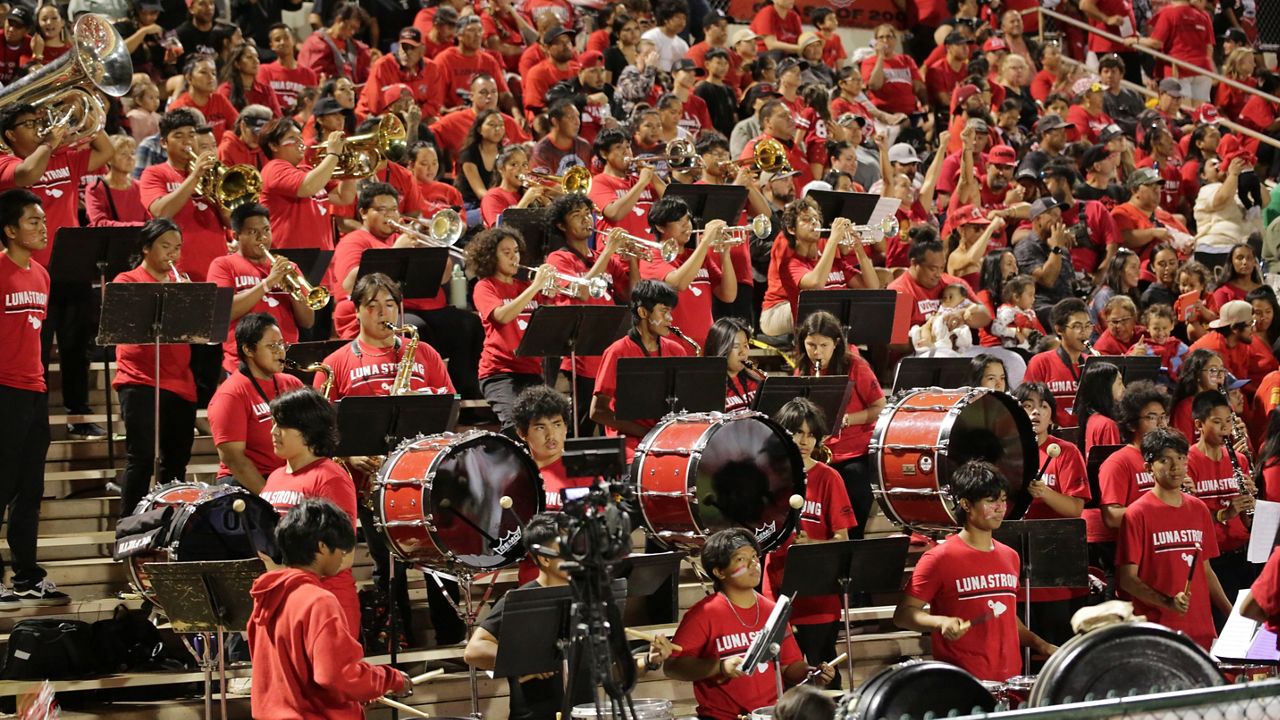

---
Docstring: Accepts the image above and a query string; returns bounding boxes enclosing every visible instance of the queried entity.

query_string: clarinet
[1223,395,1255,519]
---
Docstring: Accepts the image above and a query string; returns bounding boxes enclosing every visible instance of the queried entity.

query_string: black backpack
[1,619,96,680]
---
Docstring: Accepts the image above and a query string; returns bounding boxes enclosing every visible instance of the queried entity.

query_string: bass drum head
[426,432,541,570]
[571,698,672,719]
[691,415,804,552]
[938,388,1036,518]
[1029,622,1224,707]
[839,660,996,720]
[171,487,278,564]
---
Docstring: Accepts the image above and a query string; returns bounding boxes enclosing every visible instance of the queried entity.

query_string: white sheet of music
[1247,500,1280,564]
[868,198,902,229]
[1213,590,1280,662]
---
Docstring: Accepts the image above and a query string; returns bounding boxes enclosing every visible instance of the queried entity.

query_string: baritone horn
[0,14,133,151]
[520,165,592,194]
[189,153,262,212]
[263,248,330,310]
[315,114,407,179]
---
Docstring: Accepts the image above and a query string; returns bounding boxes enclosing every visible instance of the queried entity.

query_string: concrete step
[45,436,217,464]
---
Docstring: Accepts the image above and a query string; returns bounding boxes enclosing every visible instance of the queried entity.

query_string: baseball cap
[381,83,412,107]
[706,47,730,62]
[313,96,344,116]
[760,169,798,184]
[1211,301,1253,329]
[6,5,32,27]
[578,50,604,69]
[801,180,832,197]
[1028,197,1062,219]
[542,24,574,45]
[1016,165,1041,182]
[987,144,1017,166]
[1081,143,1112,171]
[433,5,459,25]
[1222,27,1249,45]
[1126,167,1161,189]
[888,143,920,165]
[731,28,759,46]
[456,14,483,30]
[398,27,423,47]
[1035,113,1069,135]
[1194,103,1220,124]
[966,117,989,135]
[954,204,991,226]
[704,9,729,26]
[671,58,706,76]
[1098,124,1125,144]
[1223,371,1250,390]
[953,84,981,106]
[835,113,867,128]
[944,30,969,46]
[240,105,272,130]
[983,36,1008,53]
[797,32,821,50]
[1157,78,1183,97]
[1071,75,1104,98]
[777,57,809,76]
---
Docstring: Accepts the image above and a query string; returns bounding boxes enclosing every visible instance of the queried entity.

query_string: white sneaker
[0,584,20,610]
[226,677,252,695]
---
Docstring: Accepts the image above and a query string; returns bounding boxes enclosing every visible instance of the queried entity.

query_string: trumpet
[690,214,772,250]
[284,359,334,400]
[263,248,330,310]
[631,139,702,171]
[823,216,902,247]
[388,208,465,247]
[168,261,190,283]
[522,265,609,299]
[613,231,682,263]
[520,166,592,194]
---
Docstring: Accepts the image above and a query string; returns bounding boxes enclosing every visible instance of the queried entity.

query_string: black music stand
[97,282,226,488]
[892,357,974,392]
[615,356,727,421]
[993,518,1088,674]
[146,559,264,720]
[50,227,139,468]
[562,436,627,481]
[753,376,851,427]
[281,339,347,386]
[780,536,910,682]
[797,289,898,348]
[356,247,448,300]
[269,247,333,288]
[516,306,629,437]
[1079,355,1161,388]
[501,208,550,263]
[665,183,749,225]
[1084,444,1125,509]
[808,190,881,225]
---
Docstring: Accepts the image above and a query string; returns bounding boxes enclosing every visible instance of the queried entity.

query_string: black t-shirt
[1074,181,1131,207]
[175,20,220,59]
[455,144,498,206]
[695,81,739,139]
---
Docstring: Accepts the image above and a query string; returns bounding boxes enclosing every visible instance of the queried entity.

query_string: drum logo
[493,528,523,556]
[918,455,934,474]
[754,521,776,543]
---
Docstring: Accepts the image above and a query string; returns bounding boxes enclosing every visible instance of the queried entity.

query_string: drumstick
[233,499,246,513]
[624,627,684,652]
[377,696,431,718]
[789,495,805,510]
[1031,444,1060,488]
[410,668,446,684]
[800,652,849,685]
[1184,547,1201,595]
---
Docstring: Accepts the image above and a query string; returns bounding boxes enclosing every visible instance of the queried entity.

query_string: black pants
[0,386,49,585]
[409,308,484,400]
[423,570,466,645]
[713,284,756,331]
[793,620,842,690]
[40,282,93,414]
[559,369,600,438]
[831,456,874,539]
[480,372,543,436]
[188,344,223,409]
[118,385,196,517]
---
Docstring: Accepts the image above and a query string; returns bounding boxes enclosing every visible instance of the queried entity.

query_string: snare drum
[124,483,278,605]
[869,387,1036,530]
[1218,664,1277,683]
[999,674,1037,709]
[372,430,541,572]
[571,698,673,719]
[748,707,773,719]
[632,410,804,553]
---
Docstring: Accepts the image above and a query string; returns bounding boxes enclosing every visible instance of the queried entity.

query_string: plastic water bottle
[449,264,468,310]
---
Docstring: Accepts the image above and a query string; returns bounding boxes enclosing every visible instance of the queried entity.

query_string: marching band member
[764,398,856,688]
[0,189,65,606]
[1171,350,1227,442]
[512,385,580,512]
[1023,297,1093,428]
[113,219,198,517]
[590,279,689,458]
[665,527,833,720]
[793,311,885,537]
[465,513,675,720]
[260,387,360,635]
[1011,382,1092,645]
[694,131,772,324]
[206,203,315,374]
[894,460,1058,681]
[1242,545,1280,630]
[704,317,760,412]
[207,313,304,493]
[642,196,734,346]
[247,499,411,720]
[1116,427,1232,651]
[467,226,554,435]
[544,194,636,432]
[480,145,554,228]
[589,127,667,242]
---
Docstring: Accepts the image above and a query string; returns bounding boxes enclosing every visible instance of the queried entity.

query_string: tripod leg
[217,626,228,720]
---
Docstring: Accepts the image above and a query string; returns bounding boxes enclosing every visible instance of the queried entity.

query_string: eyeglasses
[11,120,38,130]
[1141,413,1169,424]
[264,341,289,352]
[1065,322,1090,332]
[1204,367,1227,376]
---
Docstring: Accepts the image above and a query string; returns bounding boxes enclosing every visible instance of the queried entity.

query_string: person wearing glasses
[207,203,316,375]
[208,313,305,494]
[1024,297,1095,429]
[1188,301,1256,392]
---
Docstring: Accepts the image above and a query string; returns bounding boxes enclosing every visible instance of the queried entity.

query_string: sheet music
[1247,500,1280,564]
[1212,590,1280,663]
[869,198,902,227]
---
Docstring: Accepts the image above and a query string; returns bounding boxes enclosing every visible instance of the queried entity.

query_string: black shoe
[67,422,108,440]
[13,579,70,607]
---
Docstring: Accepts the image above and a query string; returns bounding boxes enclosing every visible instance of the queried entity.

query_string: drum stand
[430,568,486,719]
[180,630,228,720]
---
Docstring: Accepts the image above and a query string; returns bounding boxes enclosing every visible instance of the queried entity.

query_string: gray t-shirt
[1014,232,1074,308]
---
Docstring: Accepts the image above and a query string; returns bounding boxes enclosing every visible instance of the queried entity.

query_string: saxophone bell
[284,358,335,401]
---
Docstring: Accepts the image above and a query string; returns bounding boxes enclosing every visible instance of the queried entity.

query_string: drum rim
[374,429,541,573]
[846,659,996,719]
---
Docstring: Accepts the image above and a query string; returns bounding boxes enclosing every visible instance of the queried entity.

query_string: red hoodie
[247,568,404,719]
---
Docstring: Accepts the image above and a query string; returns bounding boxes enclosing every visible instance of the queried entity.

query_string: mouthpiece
[500,495,513,510]
[1047,443,1061,458]
[232,499,246,513]
[789,494,805,510]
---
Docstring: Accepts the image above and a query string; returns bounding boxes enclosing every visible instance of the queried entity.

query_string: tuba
[190,156,262,212]
[0,14,133,151]
[321,114,407,180]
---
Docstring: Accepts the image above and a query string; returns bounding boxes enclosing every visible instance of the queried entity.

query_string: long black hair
[1255,410,1280,501]
[1173,349,1222,408]
[705,317,754,390]
[1073,361,1121,434]
[793,310,850,376]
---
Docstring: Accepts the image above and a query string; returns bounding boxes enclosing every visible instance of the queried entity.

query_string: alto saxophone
[284,359,334,401]
[669,325,702,356]
[383,321,419,395]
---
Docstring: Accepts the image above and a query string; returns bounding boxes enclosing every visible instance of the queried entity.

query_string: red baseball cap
[382,83,412,107]
[983,37,1008,53]
[578,50,604,69]
[954,204,991,226]
[1195,103,1220,124]
[986,144,1017,166]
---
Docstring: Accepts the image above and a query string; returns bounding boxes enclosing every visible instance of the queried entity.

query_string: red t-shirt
[138,162,228,281]
[257,62,318,111]
[763,461,857,624]
[429,108,530,159]
[1249,547,1280,633]
[640,249,723,347]
[1023,349,1085,428]
[1186,445,1251,554]
[1116,490,1220,649]
[479,186,521,228]
[216,80,284,117]
[260,159,340,286]
[0,39,25,85]
[749,5,801,54]
[356,54,445,118]
[0,146,91,267]
[260,457,361,636]
[418,179,464,210]
[1084,413,1123,458]
[679,94,714,139]
[924,57,968,110]
[1091,444,1154,543]
[1086,0,1138,53]
[320,338,454,398]
[724,373,759,413]
[1066,105,1114,146]
[1027,436,1092,601]
[739,135,812,196]
[523,59,579,115]
[332,228,444,312]
[169,92,240,142]
[1136,156,1184,215]
[1188,333,1252,391]
[206,253,303,372]
[906,536,1022,681]
[432,48,510,109]
[208,370,304,478]
[474,276,543,378]
[593,333,687,457]
[886,271,974,328]
[110,266,196,402]
[588,173,658,244]
[1149,4,1214,77]
[546,247,631,378]
[806,349,884,463]
[0,253,48,392]
[670,591,803,720]
[762,238,860,318]
[860,54,922,115]
[540,457,593,511]
[217,133,267,170]
[1172,396,1198,444]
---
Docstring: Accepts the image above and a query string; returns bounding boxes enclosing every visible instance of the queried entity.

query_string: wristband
[644,658,662,673]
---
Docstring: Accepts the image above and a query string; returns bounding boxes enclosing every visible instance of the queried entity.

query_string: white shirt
[640,27,689,73]
[1194,182,1260,252]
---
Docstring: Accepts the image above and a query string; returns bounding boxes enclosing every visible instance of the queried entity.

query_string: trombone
[631,138,702,171]
[612,231,682,264]
[520,166,592,194]
[263,248,330,310]
[822,216,902,247]
[522,265,609,299]
[690,214,772,251]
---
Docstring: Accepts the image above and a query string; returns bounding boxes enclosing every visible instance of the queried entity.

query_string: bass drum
[632,410,804,553]
[372,430,542,572]
[126,483,278,606]
[870,387,1036,531]
[836,660,996,720]
[1029,622,1224,706]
